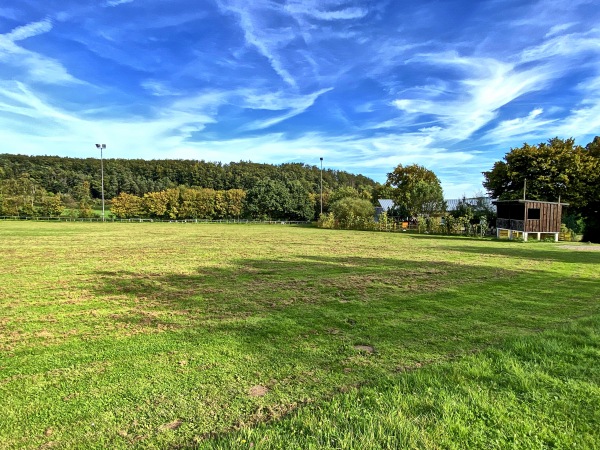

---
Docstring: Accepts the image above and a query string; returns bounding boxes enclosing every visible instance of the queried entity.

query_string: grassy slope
[0,222,598,449]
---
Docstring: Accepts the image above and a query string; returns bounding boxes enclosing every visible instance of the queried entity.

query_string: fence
[0,216,310,225]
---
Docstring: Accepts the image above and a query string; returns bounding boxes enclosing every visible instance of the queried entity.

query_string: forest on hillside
[0,154,381,220]
[0,154,376,199]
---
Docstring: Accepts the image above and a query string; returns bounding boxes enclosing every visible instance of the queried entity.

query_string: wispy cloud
[545,22,577,38]
[105,0,135,7]
[0,19,81,85]
[520,28,600,63]
[239,88,333,130]
[392,54,550,141]
[218,0,299,88]
[285,1,368,21]
[5,18,52,41]
[552,75,600,137]
[485,108,557,144]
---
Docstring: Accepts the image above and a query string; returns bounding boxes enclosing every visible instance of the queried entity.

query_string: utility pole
[320,157,323,216]
[95,144,106,221]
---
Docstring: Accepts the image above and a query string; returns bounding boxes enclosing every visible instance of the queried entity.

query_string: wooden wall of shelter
[523,201,563,233]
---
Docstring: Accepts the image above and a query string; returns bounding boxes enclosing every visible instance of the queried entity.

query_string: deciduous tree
[111,192,143,218]
[386,164,445,216]
[483,137,600,242]
[483,137,598,209]
[329,197,375,228]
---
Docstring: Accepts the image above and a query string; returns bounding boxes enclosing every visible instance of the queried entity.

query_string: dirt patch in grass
[354,345,374,353]
[560,244,600,251]
[160,419,182,431]
[249,385,269,397]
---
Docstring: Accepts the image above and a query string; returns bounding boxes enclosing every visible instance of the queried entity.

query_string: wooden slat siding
[524,201,562,233]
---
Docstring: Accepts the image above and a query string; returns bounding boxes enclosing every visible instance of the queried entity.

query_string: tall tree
[483,137,600,242]
[386,164,445,216]
[243,178,290,220]
[285,180,315,221]
[39,193,65,217]
[483,137,598,209]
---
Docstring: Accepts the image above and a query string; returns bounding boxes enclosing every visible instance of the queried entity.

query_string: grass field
[0,222,599,449]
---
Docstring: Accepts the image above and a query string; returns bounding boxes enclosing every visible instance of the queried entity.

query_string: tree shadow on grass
[439,244,600,265]
[83,255,600,446]
[7,251,595,448]
[404,233,600,264]
[89,253,600,370]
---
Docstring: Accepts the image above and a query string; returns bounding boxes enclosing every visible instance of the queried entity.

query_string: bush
[318,212,336,229]
[330,197,375,229]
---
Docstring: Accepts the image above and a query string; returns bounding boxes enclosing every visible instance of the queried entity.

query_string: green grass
[0,222,599,449]
[207,316,600,449]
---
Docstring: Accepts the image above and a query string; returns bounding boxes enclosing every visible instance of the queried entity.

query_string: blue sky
[1,0,599,197]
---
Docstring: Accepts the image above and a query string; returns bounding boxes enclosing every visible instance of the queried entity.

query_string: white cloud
[141,80,182,97]
[520,28,600,63]
[239,87,333,130]
[218,0,299,88]
[5,19,52,41]
[544,22,577,38]
[0,20,81,85]
[485,108,557,144]
[285,2,368,21]
[106,0,135,6]
[392,55,550,141]
[528,108,543,119]
[551,75,600,139]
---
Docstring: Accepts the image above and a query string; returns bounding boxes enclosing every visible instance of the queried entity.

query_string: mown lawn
[0,222,598,449]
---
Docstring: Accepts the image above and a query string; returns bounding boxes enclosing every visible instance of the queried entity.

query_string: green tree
[582,137,600,242]
[330,197,375,228]
[0,175,45,216]
[329,186,361,204]
[244,178,290,220]
[111,193,144,218]
[386,164,445,216]
[286,180,315,221]
[483,137,598,208]
[73,180,94,218]
[39,193,65,217]
[224,189,246,218]
[483,137,600,242]
[372,184,395,203]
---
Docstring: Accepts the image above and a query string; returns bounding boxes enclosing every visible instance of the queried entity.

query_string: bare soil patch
[160,419,182,431]
[354,345,374,353]
[249,385,269,397]
[560,245,600,251]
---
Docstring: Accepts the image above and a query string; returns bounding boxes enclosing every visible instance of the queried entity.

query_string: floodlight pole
[96,144,106,221]
[320,157,323,216]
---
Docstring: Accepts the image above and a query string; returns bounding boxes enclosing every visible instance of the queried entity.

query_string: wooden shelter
[493,199,568,241]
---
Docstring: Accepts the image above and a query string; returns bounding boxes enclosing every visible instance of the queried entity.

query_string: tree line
[0,155,375,200]
[110,179,317,221]
[2,136,597,240]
